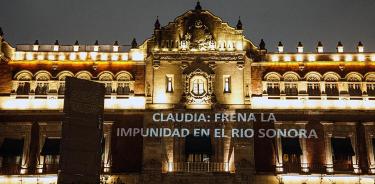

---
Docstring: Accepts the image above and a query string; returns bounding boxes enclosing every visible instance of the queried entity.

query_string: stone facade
[0,2,375,184]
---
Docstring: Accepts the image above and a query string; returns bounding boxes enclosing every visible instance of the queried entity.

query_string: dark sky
[1,0,375,52]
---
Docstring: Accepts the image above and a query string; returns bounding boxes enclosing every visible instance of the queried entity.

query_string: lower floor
[1,174,375,184]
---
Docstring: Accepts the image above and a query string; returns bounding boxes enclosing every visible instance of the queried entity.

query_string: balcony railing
[0,164,21,175]
[172,162,228,173]
[276,163,355,174]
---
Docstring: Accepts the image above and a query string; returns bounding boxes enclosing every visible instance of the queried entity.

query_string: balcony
[171,162,228,173]
[277,163,355,175]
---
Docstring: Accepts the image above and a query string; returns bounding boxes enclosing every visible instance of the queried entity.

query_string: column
[103,121,114,173]
[363,122,375,173]
[20,122,32,174]
[321,121,334,173]
[274,122,283,173]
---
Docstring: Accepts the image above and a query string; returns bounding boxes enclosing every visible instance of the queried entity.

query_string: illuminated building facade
[1,2,375,184]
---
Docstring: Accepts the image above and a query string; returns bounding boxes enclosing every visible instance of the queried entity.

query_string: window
[41,138,60,173]
[331,137,354,172]
[307,75,321,96]
[281,138,302,173]
[104,83,112,95]
[325,83,339,96]
[117,83,130,95]
[35,82,49,95]
[16,82,30,95]
[285,83,298,96]
[367,83,375,96]
[166,76,173,93]
[0,138,24,175]
[224,76,231,93]
[267,82,280,96]
[307,83,321,96]
[58,82,65,96]
[192,78,205,96]
[347,75,362,96]
[348,83,362,96]
[185,135,212,162]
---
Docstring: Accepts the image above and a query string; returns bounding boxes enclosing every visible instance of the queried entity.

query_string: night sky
[1,0,375,52]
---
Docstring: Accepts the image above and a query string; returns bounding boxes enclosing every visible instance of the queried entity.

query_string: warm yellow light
[14,52,25,60]
[227,41,234,51]
[180,40,187,50]
[284,55,291,61]
[26,52,34,60]
[337,46,344,53]
[317,46,324,53]
[162,48,169,51]
[113,46,119,52]
[371,55,375,61]
[271,55,279,62]
[58,53,65,60]
[278,46,284,53]
[121,53,129,60]
[153,47,160,51]
[358,46,364,53]
[168,162,173,172]
[79,52,87,60]
[111,54,119,61]
[93,46,99,52]
[33,45,39,51]
[131,50,144,61]
[90,52,98,60]
[69,53,76,60]
[73,45,79,52]
[296,54,303,61]
[297,47,303,53]
[53,45,59,52]
[218,41,225,51]
[100,53,108,61]
[332,55,340,61]
[47,54,55,60]
[357,54,365,61]
[308,54,316,61]
[37,53,44,60]
[236,41,243,51]
[345,55,353,61]
[209,41,216,50]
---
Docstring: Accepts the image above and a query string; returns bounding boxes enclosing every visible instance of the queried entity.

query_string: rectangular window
[223,76,231,93]
[166,75,173,93]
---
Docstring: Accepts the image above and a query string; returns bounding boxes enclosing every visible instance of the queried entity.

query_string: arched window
[99,73,114,96]
[266,74,280,96]
[15,72,32,96]
[284,73,299,96]
[35,73,50,96]
[347,74,362,96]
[324,73,339,96]
[116,72,132,96]
[306,74,321,96]
[57,71,73,97]
[191,77,206,96]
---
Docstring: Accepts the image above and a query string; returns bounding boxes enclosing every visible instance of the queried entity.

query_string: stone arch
[75,71,93,80]
[283,72,300,82]
[304,72,322,81]
[323,72,340,82]
[14,70,33,81]
[264,72,281,81]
